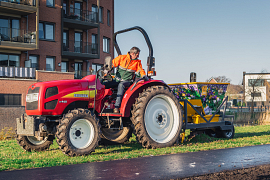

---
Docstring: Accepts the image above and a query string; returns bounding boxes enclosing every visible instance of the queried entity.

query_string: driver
[104,46,148,113]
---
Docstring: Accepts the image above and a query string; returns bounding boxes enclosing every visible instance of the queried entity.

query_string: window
[63,0,67,17]
[107,10,110,26]
[46,57,55,71]
[74,2,82,20]
[92,63,102,75]
[0,18,20,42]
[248,79,265,87]
[25,55,38,69]
[74,62,82,79]
[92,5,103,23]
[99,6,103,23]
[0,94,21,106]
[39,22,54,40]
[0,54,19,67]
[74,32,82,53]
[103,37,110,53]
[63,31,69,51]
[46,0,54,7]
[61,62,68,72]
[251,92,261,97]
[92,34,98,54]
[92,5,98,22]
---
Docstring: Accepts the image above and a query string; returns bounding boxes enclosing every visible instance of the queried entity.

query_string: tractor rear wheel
[131,86,182,149]
[100,126,133,145]
[56,109,101,156]
[16,134,54,152]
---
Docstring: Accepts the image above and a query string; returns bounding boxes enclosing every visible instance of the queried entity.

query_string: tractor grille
[26,87,40,110]
[45,87,58,99]
[45,99,58,110]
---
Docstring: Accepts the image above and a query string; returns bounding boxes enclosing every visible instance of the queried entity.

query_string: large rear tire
[131,86,182,149]
[16,134,54,152]
[100,126,133,145]
[56,109,101,156]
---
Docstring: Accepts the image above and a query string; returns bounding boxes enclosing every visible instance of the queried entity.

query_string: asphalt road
[1,144,270,180]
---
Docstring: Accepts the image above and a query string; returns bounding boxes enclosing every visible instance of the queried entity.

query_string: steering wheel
[98,69,113,83]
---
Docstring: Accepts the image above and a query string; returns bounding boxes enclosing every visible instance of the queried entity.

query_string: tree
[206,76,231,83]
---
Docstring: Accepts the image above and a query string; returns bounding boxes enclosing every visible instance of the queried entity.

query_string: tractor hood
[25,75,104,116]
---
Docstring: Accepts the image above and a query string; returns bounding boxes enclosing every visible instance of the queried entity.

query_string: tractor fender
[120,79,169,117]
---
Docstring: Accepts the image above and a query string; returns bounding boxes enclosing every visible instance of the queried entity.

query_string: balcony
[73,70,92,79]
[0,27,37,50]
[0,0,37,16]
[63,8,98,30]
[0,66,36,79]
[62,41,98,60]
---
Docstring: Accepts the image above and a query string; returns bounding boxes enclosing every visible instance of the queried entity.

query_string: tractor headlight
[26,93,39,103]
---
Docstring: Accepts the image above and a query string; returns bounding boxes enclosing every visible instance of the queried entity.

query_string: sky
[114,0,270,85]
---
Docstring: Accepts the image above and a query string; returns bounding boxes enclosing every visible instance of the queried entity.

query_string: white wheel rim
[144,94,180,143]
[225,131,232,137]
[27,136,48,145]
[69,119,95,149]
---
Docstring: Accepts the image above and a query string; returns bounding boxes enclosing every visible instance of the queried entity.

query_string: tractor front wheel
[132,86,182,149]
[16,134,54,152]
[56,109,101,156]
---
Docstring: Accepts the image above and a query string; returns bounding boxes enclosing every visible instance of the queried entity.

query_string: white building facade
[243,72,270,107]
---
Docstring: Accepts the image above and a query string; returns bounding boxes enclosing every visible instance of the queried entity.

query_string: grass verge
[1,125,270,172]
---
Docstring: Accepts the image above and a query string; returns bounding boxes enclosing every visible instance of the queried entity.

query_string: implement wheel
[205,129,218,138]
[217,121,235,139]
[16,134,54,152]
[56,109,101,156]
[100,126,133,145]
[131,86,182,149]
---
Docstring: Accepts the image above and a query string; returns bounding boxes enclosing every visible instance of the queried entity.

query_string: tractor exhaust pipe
[190,72,196,82]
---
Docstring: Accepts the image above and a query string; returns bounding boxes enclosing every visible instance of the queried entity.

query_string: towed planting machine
[16,26,234,156]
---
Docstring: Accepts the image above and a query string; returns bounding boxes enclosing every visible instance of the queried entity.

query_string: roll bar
[113,26,155,73]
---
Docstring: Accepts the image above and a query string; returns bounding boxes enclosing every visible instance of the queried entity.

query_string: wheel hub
[75,128,82,137]
[156,113,166,125]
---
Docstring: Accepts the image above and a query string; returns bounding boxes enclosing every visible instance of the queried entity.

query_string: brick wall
[0,106,25,131]
[0,71,74,132]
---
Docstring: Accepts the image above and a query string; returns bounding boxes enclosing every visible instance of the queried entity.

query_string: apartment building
[0,0,114,107]
[243,72,270,107]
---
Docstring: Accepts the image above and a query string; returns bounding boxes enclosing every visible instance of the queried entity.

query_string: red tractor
[16,26,182,156]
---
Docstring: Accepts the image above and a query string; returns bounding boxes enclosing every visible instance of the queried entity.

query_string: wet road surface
[1,144,270,180]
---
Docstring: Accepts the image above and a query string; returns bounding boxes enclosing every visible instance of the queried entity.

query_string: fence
[0,67,36,79]
[227,106,270,113]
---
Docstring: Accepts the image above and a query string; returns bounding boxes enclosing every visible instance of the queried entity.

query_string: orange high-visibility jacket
[112,53,146,81]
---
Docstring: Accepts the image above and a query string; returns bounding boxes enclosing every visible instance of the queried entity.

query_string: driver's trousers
[103,80,132,108]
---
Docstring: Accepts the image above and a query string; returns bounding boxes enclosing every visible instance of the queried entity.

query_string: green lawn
[1,125,270,172]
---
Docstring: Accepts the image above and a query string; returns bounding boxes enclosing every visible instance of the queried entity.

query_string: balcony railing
[64,7,98,23]
[0,66,36,79]
[63,41,98,54]
[0,0,36,6]
[0,27,36,44]
[73,70,96,79]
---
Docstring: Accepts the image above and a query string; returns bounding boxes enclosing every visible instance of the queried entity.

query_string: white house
[243,72,270,107]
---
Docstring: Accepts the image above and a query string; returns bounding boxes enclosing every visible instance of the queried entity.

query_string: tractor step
[105,116,123,130]
[99,113,122,117]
